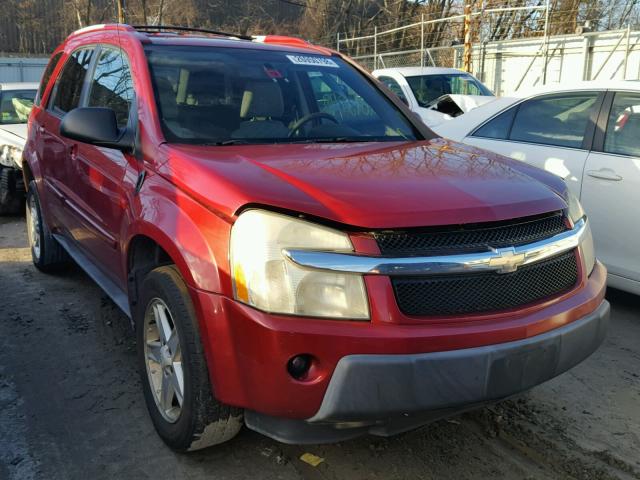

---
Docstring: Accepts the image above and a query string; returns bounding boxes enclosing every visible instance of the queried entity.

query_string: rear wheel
[26,180,68,271]
[137,265,242,451]
[0,166,24,215]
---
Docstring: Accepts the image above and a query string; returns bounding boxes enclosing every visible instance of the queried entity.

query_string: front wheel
[136,265,242,451]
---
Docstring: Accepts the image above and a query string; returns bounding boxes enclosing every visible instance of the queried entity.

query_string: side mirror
[60,107,133,152]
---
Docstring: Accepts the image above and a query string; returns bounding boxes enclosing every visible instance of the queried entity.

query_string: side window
[87,47,134,128]
[35,52,62,106]
[378,76,408,105]
[50,48,94,114]
[509,93,599,149]
[308,71,376,122]
[450,76,482,96]
[603,92,640,157]
[472,107,517,139]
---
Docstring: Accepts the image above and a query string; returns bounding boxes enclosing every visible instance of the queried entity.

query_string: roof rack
[132,25,252,41]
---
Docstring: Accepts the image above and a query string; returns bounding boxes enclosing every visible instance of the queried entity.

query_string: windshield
[406,74,492,108]
[0,89,36,124]
[145,46,418,145]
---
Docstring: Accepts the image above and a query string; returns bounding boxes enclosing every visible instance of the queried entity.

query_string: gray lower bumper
[246,300,609,444]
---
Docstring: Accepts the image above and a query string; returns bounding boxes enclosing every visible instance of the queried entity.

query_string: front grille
[392,251,579,317]
[374,212,567,255]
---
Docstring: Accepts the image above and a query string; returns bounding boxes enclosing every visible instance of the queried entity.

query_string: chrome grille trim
[282,218,586,277]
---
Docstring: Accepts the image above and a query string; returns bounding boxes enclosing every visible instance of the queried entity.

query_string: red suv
[24,25,609,451]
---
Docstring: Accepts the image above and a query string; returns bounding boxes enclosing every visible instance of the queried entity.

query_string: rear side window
[509,93,598,149]
[473,107,516,139]
[378,76,408,105]
[603,92,640,157]
[35,52,62,106]
[51,48,94,113]
[87,47,134,129]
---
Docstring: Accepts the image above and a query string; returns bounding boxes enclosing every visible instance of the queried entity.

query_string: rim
[144,298,184,423]
[27,194,41,261]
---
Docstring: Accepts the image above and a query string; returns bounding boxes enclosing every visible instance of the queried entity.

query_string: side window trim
[78,45,103,108]
[47,45,97,118]
[581,91,607,151]
[592,91,616,152]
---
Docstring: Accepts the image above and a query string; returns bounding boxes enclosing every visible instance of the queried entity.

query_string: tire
[25,180,68,271]
[136,265,243,451]
[0,165,24,215]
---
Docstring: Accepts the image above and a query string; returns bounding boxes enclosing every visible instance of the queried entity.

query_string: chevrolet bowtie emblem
[488,247,526,273]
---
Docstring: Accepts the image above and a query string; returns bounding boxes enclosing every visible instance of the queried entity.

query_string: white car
[0,82,38,214]
[433,81,640,295]
[372,67,494,127]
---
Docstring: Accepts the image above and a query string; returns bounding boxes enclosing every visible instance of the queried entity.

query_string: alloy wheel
[144,298,184,423]
[27,194,41,261]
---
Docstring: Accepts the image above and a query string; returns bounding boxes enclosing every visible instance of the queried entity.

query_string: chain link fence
[336,4,640,95]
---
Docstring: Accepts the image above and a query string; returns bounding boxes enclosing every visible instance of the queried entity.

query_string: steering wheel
[288,112,339,137]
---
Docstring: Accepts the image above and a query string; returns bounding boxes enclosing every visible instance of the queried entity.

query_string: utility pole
[463,2,472,72]
[116,0,126,24]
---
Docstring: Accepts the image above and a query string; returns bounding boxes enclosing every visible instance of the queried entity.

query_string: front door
[581,91,640,285]
[65,45,136,287]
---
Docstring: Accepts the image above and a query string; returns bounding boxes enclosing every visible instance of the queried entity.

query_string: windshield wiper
[203,139,254,146]
[288,137,365,144]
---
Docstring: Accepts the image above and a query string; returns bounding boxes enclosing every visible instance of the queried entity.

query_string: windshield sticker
[263,65,284,79]
[286,55,339,68]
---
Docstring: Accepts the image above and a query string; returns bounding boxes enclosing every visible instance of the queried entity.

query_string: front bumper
[245,299,609,443]
[189,260,607,443]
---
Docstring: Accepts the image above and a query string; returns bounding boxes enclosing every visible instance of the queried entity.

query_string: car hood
[0,123,28,144]
[156,138,568,229]
[443,94,496,112]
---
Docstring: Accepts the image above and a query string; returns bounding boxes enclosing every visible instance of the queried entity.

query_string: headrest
[240,81,284,118]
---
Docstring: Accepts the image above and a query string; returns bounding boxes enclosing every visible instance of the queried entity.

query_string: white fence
[0,57,48,83]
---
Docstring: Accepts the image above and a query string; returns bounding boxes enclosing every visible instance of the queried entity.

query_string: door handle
[586,169,623,181]
[69,143,78,161]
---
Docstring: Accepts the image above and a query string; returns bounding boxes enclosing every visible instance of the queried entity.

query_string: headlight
[565,189,584,224]
[580,221,596,276]
[230,209,370,319]
[565,190,596,275]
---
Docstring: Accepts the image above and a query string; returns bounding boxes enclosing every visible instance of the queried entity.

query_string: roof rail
[70,23,134,36]
[132,25,252,41]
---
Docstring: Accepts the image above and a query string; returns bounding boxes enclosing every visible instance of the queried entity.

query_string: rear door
[465,91,603,197]
[581,90,640,284]
[40,47,95,230]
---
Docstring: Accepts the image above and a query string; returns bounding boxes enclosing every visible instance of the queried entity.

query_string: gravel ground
[1,214,639,480]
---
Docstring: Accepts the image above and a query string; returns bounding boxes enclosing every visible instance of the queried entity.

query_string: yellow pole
[463,3,472,72]
[116,0,126,23]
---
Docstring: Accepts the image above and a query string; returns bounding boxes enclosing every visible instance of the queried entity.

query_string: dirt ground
[1,214,639,480]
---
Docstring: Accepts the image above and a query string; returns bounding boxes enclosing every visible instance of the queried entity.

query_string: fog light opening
[287,354,312,380]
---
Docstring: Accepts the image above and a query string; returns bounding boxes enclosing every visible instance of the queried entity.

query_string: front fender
[126,173,234,296]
